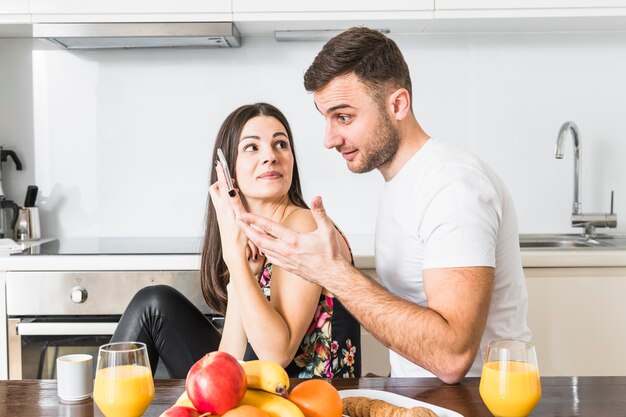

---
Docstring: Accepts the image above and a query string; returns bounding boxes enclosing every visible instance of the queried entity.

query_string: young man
[240,27,530,383]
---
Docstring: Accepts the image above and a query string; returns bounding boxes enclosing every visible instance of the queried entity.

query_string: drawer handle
[17,322,118,336]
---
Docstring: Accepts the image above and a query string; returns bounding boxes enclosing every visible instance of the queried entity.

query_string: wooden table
[0,377,623,416]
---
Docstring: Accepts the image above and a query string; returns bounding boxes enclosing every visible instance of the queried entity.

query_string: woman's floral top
[244,263,361,378]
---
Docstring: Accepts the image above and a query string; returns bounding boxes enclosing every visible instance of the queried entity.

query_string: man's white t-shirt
[375,138,531,377]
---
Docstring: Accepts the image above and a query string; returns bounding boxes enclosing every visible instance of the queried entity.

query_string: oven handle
[17,322,118,336]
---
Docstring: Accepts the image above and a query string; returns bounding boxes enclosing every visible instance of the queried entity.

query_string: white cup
[57,354,94,403]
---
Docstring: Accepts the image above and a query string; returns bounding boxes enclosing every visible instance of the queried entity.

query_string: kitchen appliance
[32,22,241,49]
[5,237,221,380]
[0,147,22,239]
[15,185,40,241]
[14,207,40,241]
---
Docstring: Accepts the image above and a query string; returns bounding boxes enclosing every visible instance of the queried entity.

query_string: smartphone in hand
[216,148,236,197]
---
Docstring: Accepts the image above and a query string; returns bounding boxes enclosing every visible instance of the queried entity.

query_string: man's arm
[239,196,494,383]
[330,262,493,383]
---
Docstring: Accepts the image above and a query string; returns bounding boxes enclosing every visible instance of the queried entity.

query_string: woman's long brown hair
[200,103,309,315]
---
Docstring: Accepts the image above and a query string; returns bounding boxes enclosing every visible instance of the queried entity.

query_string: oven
[6,270,217,380]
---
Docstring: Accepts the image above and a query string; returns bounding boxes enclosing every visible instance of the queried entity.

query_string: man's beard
[348,109,400,174]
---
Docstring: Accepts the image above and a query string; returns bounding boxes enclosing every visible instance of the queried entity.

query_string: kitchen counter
[0,236,377,270]
[1,237,625,380]
[1,376,624,417]
[2,236,626,271]
[520,249,626,267]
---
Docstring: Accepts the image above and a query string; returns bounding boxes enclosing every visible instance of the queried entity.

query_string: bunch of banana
[174,390,194,408]
[240,360,303,417]
[175,360,303,417]
[239,388,304,417]
[241,359,290,395]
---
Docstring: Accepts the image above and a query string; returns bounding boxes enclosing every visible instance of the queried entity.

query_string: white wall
[1,32,625,239]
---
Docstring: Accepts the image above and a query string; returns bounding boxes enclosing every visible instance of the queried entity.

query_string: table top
[0,376,624,417]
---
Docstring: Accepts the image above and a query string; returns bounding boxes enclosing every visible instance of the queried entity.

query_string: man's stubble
[348,108,400,174]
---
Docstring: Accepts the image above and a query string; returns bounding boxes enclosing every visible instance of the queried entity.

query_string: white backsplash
[1,32,625,240]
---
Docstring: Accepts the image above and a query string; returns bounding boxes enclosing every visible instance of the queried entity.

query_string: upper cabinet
[436,0,626,13]
[5,1,626,36]
[233,0,433,14]
[0,0,30,24]
[432,0,626,32]
[30,0,232,23]
[232,0,435,35]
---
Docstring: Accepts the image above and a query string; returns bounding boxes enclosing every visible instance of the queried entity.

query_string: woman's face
[234,115,294,202]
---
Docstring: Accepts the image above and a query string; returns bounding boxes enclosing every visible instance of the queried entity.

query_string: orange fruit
[288,379,342,417]
[222,405,269,417]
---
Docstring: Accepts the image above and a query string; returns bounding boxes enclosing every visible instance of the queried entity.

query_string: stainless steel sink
[519,234,626,250]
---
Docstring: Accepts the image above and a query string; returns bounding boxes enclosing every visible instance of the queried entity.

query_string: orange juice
[93,364,154,417]
[479,361,541,417]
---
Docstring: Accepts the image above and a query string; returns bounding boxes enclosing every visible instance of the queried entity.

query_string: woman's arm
[218,283,247,359]
[237,208,354,365]
[227,208,322,366]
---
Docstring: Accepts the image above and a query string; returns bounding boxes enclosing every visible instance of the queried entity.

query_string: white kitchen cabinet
[525,267,626,376]
[437,0,626,11]
[30,0,232,23]
[359,269,391,377]
[232,0,434,35]
[234,0,433,13]
[432,0,626,32]
[0,0,30,24]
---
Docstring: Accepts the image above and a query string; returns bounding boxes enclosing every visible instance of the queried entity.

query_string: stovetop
[13,237,202,255]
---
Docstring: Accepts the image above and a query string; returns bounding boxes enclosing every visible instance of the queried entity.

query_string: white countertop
[520,249,626,268]
[1,236,625,271]
[0,235,377,271]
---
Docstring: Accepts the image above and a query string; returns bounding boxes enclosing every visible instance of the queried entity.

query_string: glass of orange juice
[93,342,155,417]
[479,339,542,417]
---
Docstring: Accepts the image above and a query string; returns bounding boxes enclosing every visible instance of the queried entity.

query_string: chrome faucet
[556,121,582,215]
[555,121,617,237]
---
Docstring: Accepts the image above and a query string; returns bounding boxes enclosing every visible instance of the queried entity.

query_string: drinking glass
[93,342,155,417]
[479,340,542,417]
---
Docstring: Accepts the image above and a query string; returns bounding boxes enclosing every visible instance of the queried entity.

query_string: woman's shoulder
[281,207,317,234]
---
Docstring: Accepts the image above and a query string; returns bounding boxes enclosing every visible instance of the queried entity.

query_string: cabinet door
[234,0,433,13]
[31,0,232,23]
[525,267,626,376]
[0,0,30,23]
[436,0,626,9]
[432,0,626,32]
[233,0,434,34]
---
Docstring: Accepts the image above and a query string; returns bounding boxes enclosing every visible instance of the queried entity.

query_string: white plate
[339,388,464,417]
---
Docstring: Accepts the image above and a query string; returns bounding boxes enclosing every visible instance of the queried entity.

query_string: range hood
[32,22,241,49]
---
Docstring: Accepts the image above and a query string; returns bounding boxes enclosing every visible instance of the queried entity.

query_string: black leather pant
[110,285,221,378]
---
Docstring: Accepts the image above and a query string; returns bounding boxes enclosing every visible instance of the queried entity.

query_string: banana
[240,389,304,417]
[174,390,195,409]
[241,360,289,395]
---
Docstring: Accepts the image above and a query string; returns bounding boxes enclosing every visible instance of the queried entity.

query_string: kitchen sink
[519,234,626,250]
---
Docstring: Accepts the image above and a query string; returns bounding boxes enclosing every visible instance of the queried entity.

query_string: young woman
[111,103,361,378]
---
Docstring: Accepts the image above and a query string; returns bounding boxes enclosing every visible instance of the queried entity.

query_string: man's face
[313,73,400,173]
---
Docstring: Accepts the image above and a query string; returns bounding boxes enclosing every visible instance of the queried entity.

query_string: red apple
[186,351,247,415]
[159,406,201,417]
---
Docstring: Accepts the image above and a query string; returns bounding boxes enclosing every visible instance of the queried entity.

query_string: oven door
[6,270,215,380]
[7,317,118,379]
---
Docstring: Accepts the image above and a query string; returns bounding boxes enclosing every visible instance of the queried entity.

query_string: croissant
[342,396,439,417]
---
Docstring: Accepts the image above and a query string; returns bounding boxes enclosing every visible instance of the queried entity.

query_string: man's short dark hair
[303,27,412,105]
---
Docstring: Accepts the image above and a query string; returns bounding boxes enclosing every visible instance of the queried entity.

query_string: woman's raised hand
[238,196,346,290]
[209,162,249,267]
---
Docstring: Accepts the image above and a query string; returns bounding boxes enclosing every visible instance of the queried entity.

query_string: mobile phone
[216,148,236,197]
